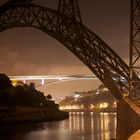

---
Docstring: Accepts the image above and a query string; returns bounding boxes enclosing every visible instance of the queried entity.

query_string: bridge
[0,0,140,139]
[9,75,98,86]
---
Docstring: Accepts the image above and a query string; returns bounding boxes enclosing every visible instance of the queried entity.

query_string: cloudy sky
[0,0,130,98]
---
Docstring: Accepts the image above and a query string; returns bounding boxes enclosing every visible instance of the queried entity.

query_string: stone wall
[117,97,140,140]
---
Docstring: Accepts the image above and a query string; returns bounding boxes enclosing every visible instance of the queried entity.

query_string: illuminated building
[12,80,24,87]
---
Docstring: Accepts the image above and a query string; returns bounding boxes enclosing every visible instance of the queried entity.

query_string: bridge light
[59,77,63,80]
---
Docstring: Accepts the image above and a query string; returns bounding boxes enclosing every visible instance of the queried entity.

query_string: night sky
[0,0,130,98]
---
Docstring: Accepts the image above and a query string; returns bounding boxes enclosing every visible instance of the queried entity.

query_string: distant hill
[59,85,117,111]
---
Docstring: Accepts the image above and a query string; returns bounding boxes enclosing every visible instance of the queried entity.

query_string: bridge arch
[0,1,130,99]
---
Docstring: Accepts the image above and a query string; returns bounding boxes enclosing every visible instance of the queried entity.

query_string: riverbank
[0,106,69,124]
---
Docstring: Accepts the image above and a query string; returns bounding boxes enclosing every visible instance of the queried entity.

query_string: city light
[59,102,115,110]
[99,103,109,109]
[90,104,95,109]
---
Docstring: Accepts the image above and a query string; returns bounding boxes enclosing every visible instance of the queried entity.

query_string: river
[0,112,116,140]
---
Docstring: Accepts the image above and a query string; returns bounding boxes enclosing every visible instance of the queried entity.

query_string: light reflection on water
[0,112,116,140]
[68,112,116,140]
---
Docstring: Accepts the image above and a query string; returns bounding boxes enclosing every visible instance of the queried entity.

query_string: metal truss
[129,0,140,97]
[58,0,82,23]
[0,0,133,99]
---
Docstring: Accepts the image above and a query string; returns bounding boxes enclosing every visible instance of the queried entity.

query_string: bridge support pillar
[116,97,140,140]
[41,78,45,85]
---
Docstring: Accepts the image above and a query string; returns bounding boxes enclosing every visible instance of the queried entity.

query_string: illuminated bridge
[9,75,98,86]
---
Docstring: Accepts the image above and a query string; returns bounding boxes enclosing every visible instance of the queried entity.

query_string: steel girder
[58,0,82,23]
[0,2,130,99]
[129,0,140,97]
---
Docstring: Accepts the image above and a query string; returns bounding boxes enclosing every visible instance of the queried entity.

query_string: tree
[46,94,52,100]
[29,82,35,90]
[0,73,12,92]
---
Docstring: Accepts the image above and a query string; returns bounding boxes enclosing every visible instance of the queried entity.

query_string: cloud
[0,27,87,75]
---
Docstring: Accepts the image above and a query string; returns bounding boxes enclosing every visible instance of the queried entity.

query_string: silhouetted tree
[0,73,12,92]
[0,75,58,109]
[46,94,52,100]
[29,82,35,91]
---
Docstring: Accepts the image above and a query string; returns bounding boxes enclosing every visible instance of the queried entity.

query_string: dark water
[0,112,116,140]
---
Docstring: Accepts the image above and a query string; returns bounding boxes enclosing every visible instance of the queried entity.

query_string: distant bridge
[9,75,98,86]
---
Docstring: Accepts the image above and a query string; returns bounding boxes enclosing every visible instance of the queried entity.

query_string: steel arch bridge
[0,0,137,99]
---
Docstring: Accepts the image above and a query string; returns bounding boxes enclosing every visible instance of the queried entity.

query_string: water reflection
[68,112,116,140]
[0,112,116,140]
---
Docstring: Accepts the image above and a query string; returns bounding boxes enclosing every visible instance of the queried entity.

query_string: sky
[0,0,130,98]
